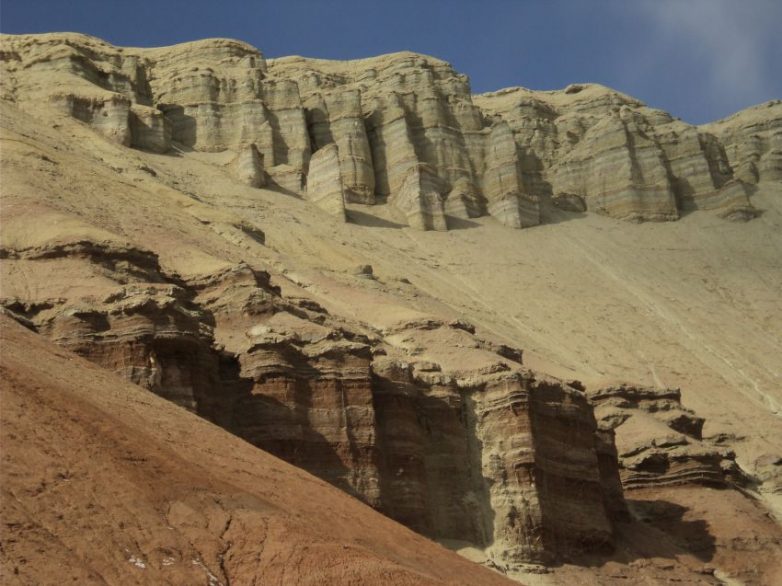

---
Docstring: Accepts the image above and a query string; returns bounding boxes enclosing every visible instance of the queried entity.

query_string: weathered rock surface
[305,89,376,203]
[0,316,518,586]
[228,142,266,187]
[50,92,133,146]
[704,100,782,185]
[128,103,171,152]
[589,385,747,490]
[2,33,774,230]
[306,143,348,218]
[391,164,448,230]
[552,111,679,222]
[0,228,624,569]
[369,354,623,565]
[475,84,774,221]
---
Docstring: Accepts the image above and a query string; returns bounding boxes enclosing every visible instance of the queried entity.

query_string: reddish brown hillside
[0,316,515,586]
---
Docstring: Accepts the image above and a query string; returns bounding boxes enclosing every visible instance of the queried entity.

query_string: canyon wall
[1,230,623,567]
[2,33,777,230]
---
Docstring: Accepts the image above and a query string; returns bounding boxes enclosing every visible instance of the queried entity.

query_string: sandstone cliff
[0,316,519,586]
[0,228,623,567]
[589,385,748,489]
[2,33,777,230]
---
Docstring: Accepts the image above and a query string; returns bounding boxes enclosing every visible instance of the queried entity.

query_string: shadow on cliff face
[346,208,407,229]
[539,207,587,226]
[524,385,720,571]
[160,105,198,148]
[625,498,717,562]
[562,497,717,569]
[444,216,482,230]
[346,208,483,230]
[370,379,496,546]
[229,389,356,495]
[536,193,588,225]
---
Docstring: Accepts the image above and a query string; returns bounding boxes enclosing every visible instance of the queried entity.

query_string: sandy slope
[0,316,516,585]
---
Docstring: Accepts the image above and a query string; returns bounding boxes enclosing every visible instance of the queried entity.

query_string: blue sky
[1,0,780,124]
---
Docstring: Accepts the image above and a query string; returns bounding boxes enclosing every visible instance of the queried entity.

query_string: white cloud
[635,0,779,117]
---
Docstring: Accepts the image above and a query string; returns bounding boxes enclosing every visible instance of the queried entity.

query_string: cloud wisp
[634,0,780,121]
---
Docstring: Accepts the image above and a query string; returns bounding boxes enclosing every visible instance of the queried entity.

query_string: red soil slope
[0,316,515,585]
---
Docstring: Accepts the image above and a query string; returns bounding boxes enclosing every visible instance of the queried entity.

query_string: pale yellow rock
[704,100,782,184]
[390,164,448,231]
[475,84,767,222]
[229,143,266,188]
[484,121,540,227]
[49,91,132,146]
[445,177,484,219]
[553,112,679,222]
[305,90,375,203]
[267,163,304,194]
[129,104,171,153]
[0,32,775,234]
[306,143,347,219]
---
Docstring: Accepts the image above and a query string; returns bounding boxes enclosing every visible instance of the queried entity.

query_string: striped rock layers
[3,34,778,229]
[1,232,625,568]
[588,385,747,490]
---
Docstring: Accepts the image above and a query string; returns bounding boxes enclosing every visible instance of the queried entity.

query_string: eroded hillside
[1,33,781,584]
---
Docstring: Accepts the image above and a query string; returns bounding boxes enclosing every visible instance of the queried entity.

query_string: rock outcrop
[306,143,348,218]
[305,89,376,203]
[50,92,133,146]
[0,240,231,417]
[0,229,625,569]
[228,142,266,187]
[391,164,448,231]
[2,33,774,231]
[552,111,679,222]
[129,103,172,152]
[703,100,782,185]
[589,385,747,490]
[370,357,622,565]
[1,316,519,586]
[475,85,774,222]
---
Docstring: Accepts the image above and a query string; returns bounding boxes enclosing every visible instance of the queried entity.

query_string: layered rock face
[1,228,624,568]
[704,100,782,185]
[552,112,680,222]
[0,241,235,419]
[229,142,266,187]
[306,143,348,218]
[1,317,523,586]
[475,85,775,221]
[370,358,622,564]
[192,268,626,565]
[391,164,449,230]
[273,52,542,229]
[3,33,774,231]
[589,385,747,490]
